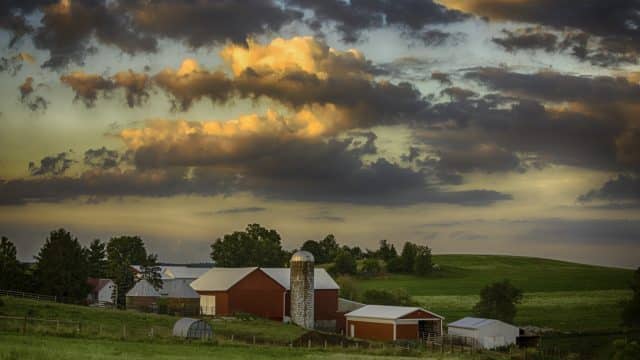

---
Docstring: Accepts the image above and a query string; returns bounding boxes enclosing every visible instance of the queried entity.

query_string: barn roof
[87,278,113,293]
[126,279,160,297]
[162,266,209,280]
[190,267,258,291]
[160,279,200,299]
[345,305,444,320]
[261,268,339,290]
[190,267,340,292]
[448,317,516,330]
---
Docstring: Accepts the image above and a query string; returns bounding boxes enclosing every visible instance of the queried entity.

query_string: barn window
[200,295,216,315]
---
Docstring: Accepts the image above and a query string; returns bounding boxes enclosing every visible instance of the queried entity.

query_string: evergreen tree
[319,234,339,263]
[0,236,25,291]
[376,240,397,262]
[33,229,90,302]
[87,239,107,278]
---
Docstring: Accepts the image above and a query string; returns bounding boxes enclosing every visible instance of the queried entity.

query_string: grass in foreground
[0,333,502,360]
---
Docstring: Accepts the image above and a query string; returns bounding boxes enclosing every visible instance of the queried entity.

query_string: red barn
[345,305,444,341]
[190,267,340,330]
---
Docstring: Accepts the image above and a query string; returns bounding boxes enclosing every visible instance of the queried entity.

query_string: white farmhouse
[447,317,520,349]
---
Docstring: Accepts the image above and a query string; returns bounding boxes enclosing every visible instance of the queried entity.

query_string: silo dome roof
[291,250,315,263]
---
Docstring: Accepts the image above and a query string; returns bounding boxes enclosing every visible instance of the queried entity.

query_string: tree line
[0,229,161,306]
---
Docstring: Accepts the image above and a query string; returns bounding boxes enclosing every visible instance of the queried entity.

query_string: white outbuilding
[447,317,519,349]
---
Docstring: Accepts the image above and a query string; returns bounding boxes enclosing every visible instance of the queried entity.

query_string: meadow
[355,255,634,332]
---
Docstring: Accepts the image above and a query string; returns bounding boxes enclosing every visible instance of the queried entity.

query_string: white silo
[290,250,315,329]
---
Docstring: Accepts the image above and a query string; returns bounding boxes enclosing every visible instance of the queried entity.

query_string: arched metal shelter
[172,318,213,339]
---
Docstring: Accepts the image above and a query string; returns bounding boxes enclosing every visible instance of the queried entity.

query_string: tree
[0,236,25,291]
[376,240,397,262]
[301,240,324,263]
[332,249,357,275]
[473,279,523,323]
[386,257,404,273]
[400,242,417,273]
[414,245,433,276]
[621,267,640,328]
[319,234,339,263]
[141,254,163,290]
[360,258,383,278]
[33,229,90,302]
[211,224,286,267]
[86,239,107,278]
[106,235,148,308]
[336,275,360,301]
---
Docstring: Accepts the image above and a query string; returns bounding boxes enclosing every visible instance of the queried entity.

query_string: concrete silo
[290,250,315,329]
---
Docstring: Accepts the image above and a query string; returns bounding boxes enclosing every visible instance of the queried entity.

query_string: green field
[355,255,634,332]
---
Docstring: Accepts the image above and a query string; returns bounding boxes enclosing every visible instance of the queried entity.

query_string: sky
[1,0,640,268]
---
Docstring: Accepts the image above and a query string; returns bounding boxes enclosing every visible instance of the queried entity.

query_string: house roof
[87,278,113,293]
[126,279,161,297]
[190,267,258,292]
[448,317,516,330]
[190,267,340,292]
[261,268,340,290]
[345,305,444,320]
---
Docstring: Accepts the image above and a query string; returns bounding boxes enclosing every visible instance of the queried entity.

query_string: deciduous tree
[473,279,523,323]
[106,235,148,308]
[210,224,286,267]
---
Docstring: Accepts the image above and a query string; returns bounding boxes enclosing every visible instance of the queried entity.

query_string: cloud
[0,52,35,75]
[519,218,640,246]
[28,151,74,176]
[492,27,558,53]
[19,77,48,112]
[579,174,640,205]
[214,207,267,214]
[83,147,121,170]
[60,71,115,107]
[286,0,468,43]
[439,0,640,65]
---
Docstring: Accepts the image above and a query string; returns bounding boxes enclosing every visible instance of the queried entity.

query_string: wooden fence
[0,289,57,302]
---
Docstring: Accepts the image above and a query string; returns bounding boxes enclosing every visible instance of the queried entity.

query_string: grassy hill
[354,255,634,332]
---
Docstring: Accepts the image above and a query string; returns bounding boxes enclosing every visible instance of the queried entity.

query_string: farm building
[190,257,340,331]
[127,265,210,315]
[345,305,444,342]
[86,278,115,306]
[447,317,520,349]
[126,279,161,312]
[172,318,213,339]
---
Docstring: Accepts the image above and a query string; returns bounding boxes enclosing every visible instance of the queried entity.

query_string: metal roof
[126,280,160,297]
[448,317,514,330]
[190,267,340,292]
[291,250,314,263]
[190,267,258,291]
[261,268,339,290]
[345,305,444,320]
[162,267,209,280]
[159,279,200,299]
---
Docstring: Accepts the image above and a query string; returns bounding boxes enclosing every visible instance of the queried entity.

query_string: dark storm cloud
[579,174,640,204]
[492,27,558,53]
[83,147,121,170]
[413,29,465,47]
[430,72,452,85]
[123,0,303,48]
[0,167,237,205]
[519,218,640,246]
[28,151,74,176]
[286,0,468,43]
[18,77,48,112]
[214,207,267,214]
[464,67,640,103]
[447,0,640,66]
[0,53,35,75]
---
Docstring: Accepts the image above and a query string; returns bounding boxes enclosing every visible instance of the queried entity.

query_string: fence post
[56,320,60,333]
[231,334,234,342]
[324,340,327,349]
[253,335,256,345]
[308,339,311,349]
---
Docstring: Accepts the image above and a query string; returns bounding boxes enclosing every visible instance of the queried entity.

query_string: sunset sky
[1,0,639,268]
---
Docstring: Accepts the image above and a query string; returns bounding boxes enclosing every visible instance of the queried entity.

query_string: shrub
[361,288,415,306]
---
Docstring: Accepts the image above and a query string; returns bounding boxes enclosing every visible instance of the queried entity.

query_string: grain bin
[290,250,315,329]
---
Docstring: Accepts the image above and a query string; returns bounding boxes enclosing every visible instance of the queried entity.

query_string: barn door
[200,295,216,316]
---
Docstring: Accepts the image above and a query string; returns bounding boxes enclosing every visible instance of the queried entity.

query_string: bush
[361,288,415,306]
[333,249,357,275]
